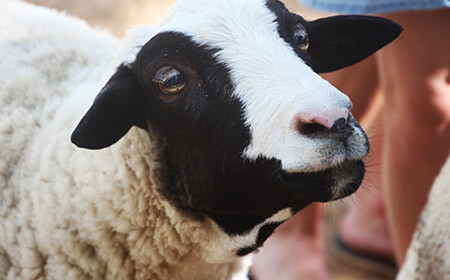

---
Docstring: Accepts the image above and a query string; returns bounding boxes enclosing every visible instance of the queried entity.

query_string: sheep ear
[306,15,402,73]
[71,65,146,149]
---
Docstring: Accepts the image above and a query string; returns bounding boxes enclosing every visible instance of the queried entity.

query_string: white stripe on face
[125,0,368,173]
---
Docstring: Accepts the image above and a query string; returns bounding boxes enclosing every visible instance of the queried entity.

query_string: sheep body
[0,1,249,279]
[0,0,403,279]
[397,154,450,280]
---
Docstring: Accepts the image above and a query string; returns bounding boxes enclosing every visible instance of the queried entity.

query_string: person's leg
[376,9,450,265]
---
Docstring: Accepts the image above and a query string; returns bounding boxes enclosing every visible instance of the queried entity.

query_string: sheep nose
[296,109,350,136]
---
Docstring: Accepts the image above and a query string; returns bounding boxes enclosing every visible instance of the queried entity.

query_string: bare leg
[376,9,450,264]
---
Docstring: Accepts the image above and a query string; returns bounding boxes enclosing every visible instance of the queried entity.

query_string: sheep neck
[100,127,250,279]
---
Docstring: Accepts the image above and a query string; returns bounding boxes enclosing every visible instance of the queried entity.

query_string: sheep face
[72,0,401,252]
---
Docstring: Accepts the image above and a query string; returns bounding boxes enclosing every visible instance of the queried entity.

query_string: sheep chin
[277,159,365,202]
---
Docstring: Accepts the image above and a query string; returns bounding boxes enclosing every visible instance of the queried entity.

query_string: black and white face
[72,0,401,254]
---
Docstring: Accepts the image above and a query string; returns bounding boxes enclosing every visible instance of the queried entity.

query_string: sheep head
[72,0,401,255]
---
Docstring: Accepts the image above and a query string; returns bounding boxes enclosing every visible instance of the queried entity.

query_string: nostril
[298,122,329,135]
[331,118,348,130]
[297,117,350,136]
[331,117,353,141]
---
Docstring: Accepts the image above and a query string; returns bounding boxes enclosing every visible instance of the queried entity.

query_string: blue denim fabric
[301,0,450,14]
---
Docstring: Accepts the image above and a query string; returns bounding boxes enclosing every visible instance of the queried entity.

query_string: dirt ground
[23,1,393,279]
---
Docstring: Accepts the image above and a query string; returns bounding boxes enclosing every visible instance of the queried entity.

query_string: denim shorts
[301,0,450,14]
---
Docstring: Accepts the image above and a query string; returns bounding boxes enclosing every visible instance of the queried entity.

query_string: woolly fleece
[0,1,249,279]
[397,154,450,280]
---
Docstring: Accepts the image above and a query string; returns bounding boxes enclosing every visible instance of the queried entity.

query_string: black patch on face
[265,0,312,64]
[265,0,402,73]
[128,32,365,240]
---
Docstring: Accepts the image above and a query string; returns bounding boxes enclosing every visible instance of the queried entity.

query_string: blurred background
[26,0,331,37]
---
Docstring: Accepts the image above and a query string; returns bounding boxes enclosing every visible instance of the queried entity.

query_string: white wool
[397,154,450,280]
[0,1,250,279]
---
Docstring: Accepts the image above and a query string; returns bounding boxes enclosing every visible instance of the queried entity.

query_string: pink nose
[310,117,335,130]
[296,109,349,135]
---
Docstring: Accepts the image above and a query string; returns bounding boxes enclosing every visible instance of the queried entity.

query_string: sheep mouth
[277,159,365,202]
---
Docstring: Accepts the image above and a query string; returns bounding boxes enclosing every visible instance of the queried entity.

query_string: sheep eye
[293,23,309,52]
[153,66,187,95]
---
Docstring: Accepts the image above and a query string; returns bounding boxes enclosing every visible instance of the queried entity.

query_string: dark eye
[152,66,187,95]
[293,23,309,52]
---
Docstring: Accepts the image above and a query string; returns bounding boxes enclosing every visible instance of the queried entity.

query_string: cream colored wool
[0,1,250,279]
[397,155,450,280]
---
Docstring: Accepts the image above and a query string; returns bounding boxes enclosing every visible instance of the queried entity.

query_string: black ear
[71,65,146,149]
[305,15,402,73]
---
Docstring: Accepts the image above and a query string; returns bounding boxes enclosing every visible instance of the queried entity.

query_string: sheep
[397,154,450,280]
[0,0,401,279]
